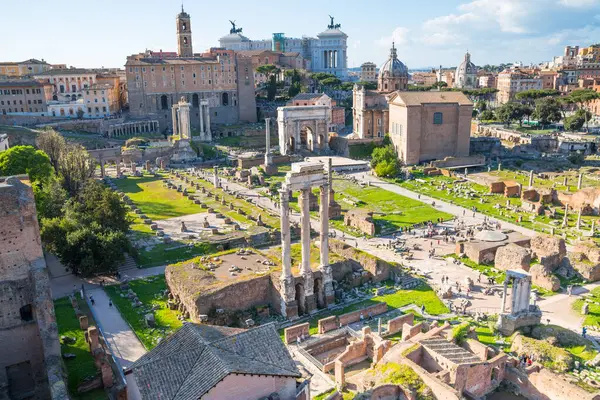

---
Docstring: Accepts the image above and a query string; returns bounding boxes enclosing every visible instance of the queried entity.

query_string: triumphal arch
[277,106,330,155]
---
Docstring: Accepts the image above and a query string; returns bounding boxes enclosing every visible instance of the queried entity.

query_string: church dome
[455,52,477,81]
[379,43,408,78]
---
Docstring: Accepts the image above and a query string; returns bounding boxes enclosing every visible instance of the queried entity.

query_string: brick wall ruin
[0,176,67,400]
[343,209,375,236]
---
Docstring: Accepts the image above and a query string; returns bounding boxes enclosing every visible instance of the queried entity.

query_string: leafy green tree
[356,81,377,90]
[34,175,68,220]
[479,110,495,121]
[40,181,131,276]
[321,77,342,87]
[475,100,487,112]
[495,102,531,127]
[36,129,66,173]
[371,145,400,177]
[256,64,281,101]
[58,144,96,196]
[533,97,562,128]
[564,109,588,132]
[567,89,600,132]
[0,145,53,183]
[515,89,560,106]
[432,81,448,89]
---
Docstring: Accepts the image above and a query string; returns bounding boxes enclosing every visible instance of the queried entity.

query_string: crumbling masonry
[0,176,67,399]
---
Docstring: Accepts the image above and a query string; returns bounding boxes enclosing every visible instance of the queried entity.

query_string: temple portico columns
[213,166,219,188]
[172,106,178,135]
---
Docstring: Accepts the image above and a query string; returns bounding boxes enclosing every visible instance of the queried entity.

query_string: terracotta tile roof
[391,91,472,106]
[127,323,300,400]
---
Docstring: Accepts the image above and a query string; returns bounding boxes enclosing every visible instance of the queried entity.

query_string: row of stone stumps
[65,296,116,394]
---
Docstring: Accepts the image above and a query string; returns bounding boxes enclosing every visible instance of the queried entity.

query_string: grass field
[54,297,107,400]
[113,175,201,220]
[266,170,453,236]
[396,170,599,242]
[573,287,600,327]
[104,275,184,349]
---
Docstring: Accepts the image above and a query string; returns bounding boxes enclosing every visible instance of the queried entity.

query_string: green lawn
[113,175,201,220]
[54,297,107,400]
[573,287,600,327]
[396,170,599,241]
[104,275,184,349]
[135,242,218,268]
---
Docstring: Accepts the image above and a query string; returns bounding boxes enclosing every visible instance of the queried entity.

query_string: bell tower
[176,6,193,57]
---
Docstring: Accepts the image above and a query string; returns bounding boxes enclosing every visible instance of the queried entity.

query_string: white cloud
[559,0,599,7]
[377,27,410,47]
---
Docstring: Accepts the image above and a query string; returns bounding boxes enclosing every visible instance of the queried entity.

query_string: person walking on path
[90,295,95,306]
[109,300,113,308]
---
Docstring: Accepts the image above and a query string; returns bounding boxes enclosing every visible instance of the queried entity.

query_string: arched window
[71,94,76,101]
[182,23,187,31]
[192,93,199,108]
[183,37,188,45]
[222,92,229,106]
[59,85,65,93]
[160,95,168,110]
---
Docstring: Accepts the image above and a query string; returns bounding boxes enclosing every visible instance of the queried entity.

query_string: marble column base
[304,294,317,315]
[281,299,299,320]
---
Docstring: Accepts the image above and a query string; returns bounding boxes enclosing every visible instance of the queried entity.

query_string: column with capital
[319,182,335,306]
[279,187,297,318]
[264,118,273,166]
[300,188,316,313]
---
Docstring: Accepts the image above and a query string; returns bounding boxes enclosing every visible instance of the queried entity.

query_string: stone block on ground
[495,243,531,271]
[145,313,155,328]
[529,264,560,291]
[531,235,567,272]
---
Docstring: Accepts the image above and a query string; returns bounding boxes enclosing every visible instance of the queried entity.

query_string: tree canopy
[533,97,562,127]
[256,64,280,101]
[41,180,131,276]
[371,144,400,178]
[0,145,53,183]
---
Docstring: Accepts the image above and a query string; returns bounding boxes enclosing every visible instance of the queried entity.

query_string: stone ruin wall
[165,267,275,320]
[0,177,66,400]
[329,240,392,284]
[504,365,600,400]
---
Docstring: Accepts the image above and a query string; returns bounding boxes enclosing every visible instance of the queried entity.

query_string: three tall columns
[279,178,334,318]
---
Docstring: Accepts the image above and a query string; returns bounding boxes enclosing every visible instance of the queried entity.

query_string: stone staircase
[119,254,138,272]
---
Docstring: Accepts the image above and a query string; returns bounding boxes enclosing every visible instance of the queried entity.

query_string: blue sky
[1,0,599,69]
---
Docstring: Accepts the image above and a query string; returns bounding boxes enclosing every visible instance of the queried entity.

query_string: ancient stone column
[178,97,191,140]
[99,160,105,178]
[563,176,568,187]
[577,208,582,230]
[264,118,272,166]
[498,163,502,172]
[529,170,534,188]
[578,173,583,190]
[500,277,509,313]
[116,161,121,177]
[213,166,219,188]
[319,183,334,306]
[511,279,521,314]
[563,203,569,227]
[171,105,178,135]
[592,220,596,236]
[464,167,468,177]
[279,188,296,318]
[299,188,315,312]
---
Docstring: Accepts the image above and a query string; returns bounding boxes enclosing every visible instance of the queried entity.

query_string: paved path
[87,287,147,367]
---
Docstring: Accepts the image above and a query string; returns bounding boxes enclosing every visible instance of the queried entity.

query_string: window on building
[95,107,99,112]
[151,67,154,72]
[26,89,30,94]
[88,107,91,113]
[103,106,107,112]
[142,67,146,72]
[433,112,443,125]
[27,100,31,104]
